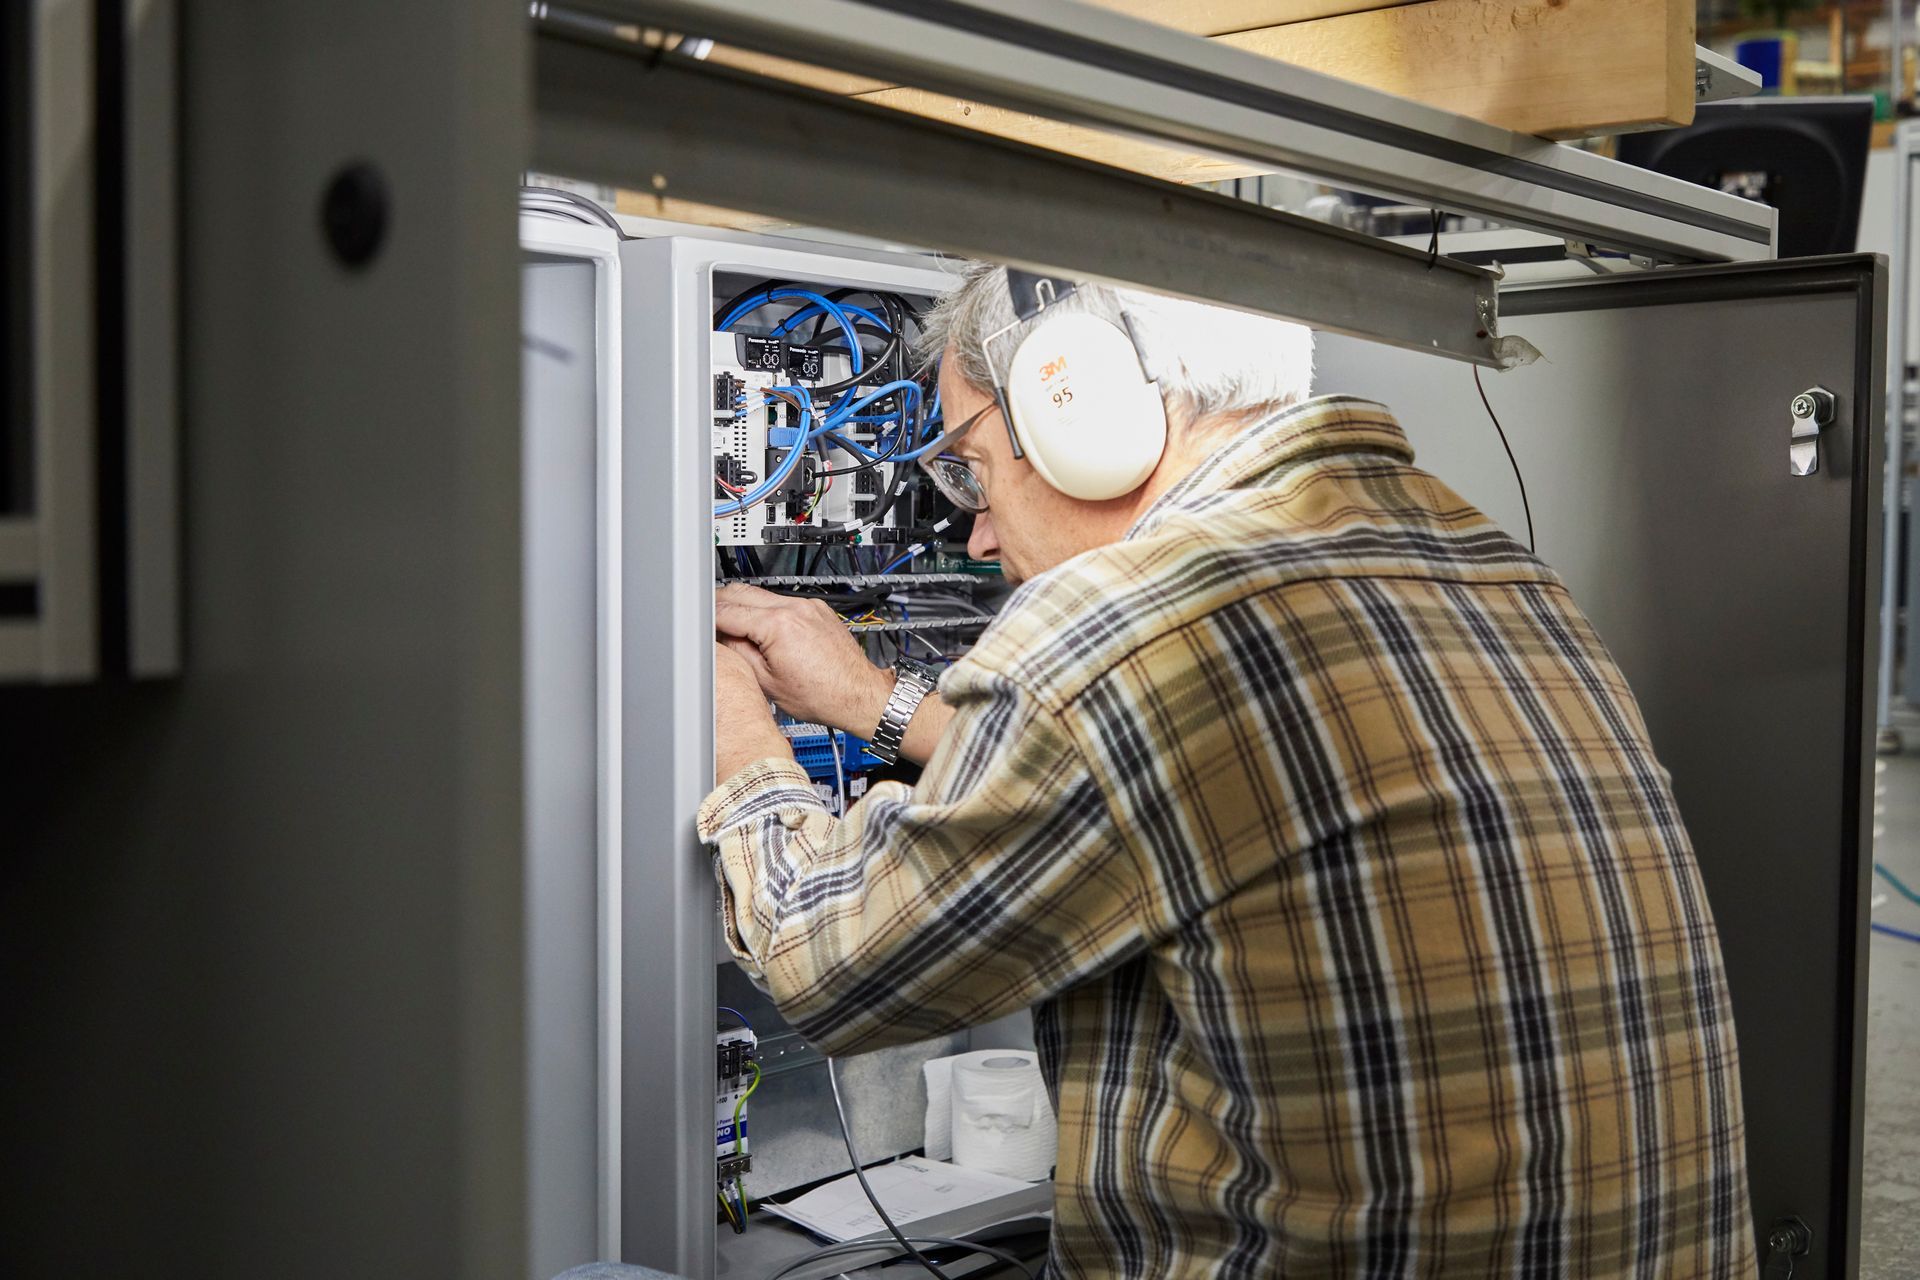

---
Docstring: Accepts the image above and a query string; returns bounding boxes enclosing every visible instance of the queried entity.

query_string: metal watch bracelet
[868,660,937,765]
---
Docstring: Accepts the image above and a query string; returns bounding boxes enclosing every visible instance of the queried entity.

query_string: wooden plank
[700,48,891,98]
[627,0,1689,214]
[612,186,793,231]
[1236,0,1694,139]
[1081,0,1422,34]
[698,2,1425,93]
[846,89,1274,184]
[850,0,1692,154]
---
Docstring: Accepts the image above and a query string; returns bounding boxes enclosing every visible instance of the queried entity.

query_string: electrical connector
[735,334,786,372]
[785,343,824,380]
[763,450,817,499]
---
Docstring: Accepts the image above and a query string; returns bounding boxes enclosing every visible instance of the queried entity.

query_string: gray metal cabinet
[1314,255,1885,1279]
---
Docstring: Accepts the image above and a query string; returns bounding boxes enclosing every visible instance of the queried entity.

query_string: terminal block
[712,372,746,419]
[714,455,758,499]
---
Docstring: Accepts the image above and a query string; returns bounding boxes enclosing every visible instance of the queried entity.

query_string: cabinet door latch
[1762,1215,1812,1279]
[1790,387,1837,476]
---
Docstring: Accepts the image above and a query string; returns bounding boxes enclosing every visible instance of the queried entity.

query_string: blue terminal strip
[778,716,885,780]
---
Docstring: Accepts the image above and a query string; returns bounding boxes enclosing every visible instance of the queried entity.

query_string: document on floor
[758,1155,1051,1243]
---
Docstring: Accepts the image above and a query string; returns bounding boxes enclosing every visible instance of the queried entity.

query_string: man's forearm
[897,692,954,767]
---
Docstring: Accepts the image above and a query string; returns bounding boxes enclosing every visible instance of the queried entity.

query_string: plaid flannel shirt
[699,396,1755,1279]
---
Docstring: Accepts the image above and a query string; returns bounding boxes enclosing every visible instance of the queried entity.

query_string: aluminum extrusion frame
[533,30,1504,368]
[571,0,1776,264]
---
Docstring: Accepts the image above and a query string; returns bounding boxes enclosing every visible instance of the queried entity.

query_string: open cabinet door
[1314,255,1885,1279]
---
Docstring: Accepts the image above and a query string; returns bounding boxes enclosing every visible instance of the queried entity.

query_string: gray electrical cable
[761,1234,1039,1280]
[831,730,848,817]
[519,184,626,236]
[824,1057,957,1280]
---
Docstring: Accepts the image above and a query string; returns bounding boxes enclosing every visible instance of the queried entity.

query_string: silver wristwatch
[868,660,938,765]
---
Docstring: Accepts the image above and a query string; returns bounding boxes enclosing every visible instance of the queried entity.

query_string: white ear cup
[1004,312,1168,500]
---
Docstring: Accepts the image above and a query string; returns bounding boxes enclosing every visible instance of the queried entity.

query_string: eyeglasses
[917,402,998,513]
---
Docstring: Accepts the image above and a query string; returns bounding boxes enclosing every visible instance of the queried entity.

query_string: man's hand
[715,642,796,782]
[716,584,895,737]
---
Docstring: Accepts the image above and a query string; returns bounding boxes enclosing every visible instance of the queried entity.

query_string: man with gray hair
[705,264,1752,1278]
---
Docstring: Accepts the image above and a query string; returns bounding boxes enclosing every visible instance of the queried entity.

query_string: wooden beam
[1235,0,1695,140]
[699,1,1425,93]
[1075,0,1423,34]
[619,0,1691,214]
[612,186,793,231]
[840,92,1278,184]
[848,0,1693,163]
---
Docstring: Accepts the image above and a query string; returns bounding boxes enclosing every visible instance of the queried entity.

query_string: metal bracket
[1762,1216,1812,1279]
[1790,386,1837,476]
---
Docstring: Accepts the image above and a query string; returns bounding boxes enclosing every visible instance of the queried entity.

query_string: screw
[1793,394,1816,418]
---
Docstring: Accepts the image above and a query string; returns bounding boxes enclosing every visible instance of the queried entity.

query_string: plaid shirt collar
[1129,394,1414,540]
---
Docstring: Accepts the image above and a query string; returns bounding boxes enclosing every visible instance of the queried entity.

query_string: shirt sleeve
[697,665,1156,1057]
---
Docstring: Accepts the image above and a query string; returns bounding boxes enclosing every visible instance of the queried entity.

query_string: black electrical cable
[816,417,906,478]
[711,278,778,328]
[761,1236,1039,1280]
[824,1057,956,1280]
[760,1237,1036,1280]
[1473,365,1535,553]
[851,299,936,532]
[804,291,907,398]
[803,296,927,532]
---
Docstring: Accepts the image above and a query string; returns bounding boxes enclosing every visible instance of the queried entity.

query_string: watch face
[897,659,938,683]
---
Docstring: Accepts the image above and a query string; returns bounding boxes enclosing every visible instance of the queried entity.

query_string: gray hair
[916,262,1315,432]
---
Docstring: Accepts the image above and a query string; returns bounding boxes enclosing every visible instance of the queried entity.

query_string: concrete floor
[1862,728,1920,1279]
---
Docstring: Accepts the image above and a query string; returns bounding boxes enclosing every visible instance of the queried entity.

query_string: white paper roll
[947,1051,1056,1182]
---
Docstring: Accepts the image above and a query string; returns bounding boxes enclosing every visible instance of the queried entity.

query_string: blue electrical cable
[773,302,889,337]
[823,379,921,425]
[720,289,864,374]
[1875,861,1920,909]
[718,1006,755,1031]
[714,390,823,517]
[1873,921,1920,946]
[880,550,919,574]
[821,432,883,461]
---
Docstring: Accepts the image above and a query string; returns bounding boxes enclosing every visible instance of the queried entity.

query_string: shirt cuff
[697,757,827,842]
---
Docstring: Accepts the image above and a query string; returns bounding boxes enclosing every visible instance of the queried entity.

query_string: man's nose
[967,512,999,563]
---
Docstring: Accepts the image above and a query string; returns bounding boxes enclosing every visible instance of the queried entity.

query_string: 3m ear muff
[986,271,1169,501]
